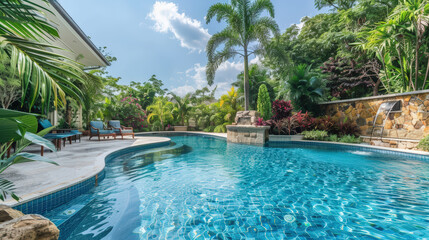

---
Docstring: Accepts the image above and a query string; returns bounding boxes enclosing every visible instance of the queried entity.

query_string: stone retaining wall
[320,90,429,140]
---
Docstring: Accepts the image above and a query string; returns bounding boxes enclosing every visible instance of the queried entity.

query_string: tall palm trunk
[423,55,429,88]
[415,32,420,90]
[243,47,250,111]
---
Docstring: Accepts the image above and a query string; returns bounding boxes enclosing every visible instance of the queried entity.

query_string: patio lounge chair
[108,120,135,139]
[38,119,81,155]
[89,121,116,141]
[39,119,82,143]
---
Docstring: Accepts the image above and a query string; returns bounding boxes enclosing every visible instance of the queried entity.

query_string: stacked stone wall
[321,90,429,140]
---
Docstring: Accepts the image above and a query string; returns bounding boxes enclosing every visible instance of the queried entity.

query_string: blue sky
[58,0,323,97]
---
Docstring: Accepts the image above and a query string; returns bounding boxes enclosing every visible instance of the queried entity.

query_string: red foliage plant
[266,111,313,135]
[271,100,293,120]
[312,116,359,136]
[255,117,269,126]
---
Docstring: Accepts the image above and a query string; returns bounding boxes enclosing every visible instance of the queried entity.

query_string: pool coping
[10,131,429,214]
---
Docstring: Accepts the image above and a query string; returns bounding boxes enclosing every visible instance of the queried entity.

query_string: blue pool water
[46,135,428,239]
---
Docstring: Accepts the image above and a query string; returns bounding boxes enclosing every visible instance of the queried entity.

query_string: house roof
[35,0,110,68]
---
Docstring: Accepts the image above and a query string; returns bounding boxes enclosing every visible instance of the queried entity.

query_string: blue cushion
[109,120,121,129]
[98,130,115,135]
[44,133,74,139]
[90,121,104,133]
[70,130,82,135]
[39,119,53,129]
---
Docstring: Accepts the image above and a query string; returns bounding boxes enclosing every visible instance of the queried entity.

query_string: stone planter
[226,125,270,145]
[174,126,188,131]
[269,134,304,142]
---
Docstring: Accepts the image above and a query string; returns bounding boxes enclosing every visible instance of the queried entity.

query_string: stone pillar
[226,125,270,145]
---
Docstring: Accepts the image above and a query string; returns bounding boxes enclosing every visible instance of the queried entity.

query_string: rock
[407,142,416,149]
[344,106,353,114]
[384,120,393,129]
[0,205,24,223]
[356,117,366,126]
[398,142,407,149]
[375,117,383,125]
[397,130,408,138]
[396,116,405,125]
[406,130,424,139]
[403,108,410,115]
[235,111,260,125]
[0,214,59,240]
[414,121,424,129]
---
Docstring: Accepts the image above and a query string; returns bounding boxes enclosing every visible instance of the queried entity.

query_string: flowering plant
[115,96,148,131]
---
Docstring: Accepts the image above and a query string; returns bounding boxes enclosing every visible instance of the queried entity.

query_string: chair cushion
[109,120,121,129]
[70,130,82,135]
[98,130,115,135]
[39,119,53,129]
[90,121,104,133]
[44,133,74,139]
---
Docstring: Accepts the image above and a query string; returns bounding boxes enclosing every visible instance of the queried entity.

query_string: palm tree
[0,0,85,112]
[170,93,192,126]
[206,0,279,110]
[147,97,174,130]
[233,64,274,109]
[390,0,429,89]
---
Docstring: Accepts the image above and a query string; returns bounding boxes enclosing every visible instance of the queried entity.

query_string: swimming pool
[45,135,428,239]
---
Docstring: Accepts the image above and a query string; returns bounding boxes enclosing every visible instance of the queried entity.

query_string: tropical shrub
[233,65,275,110]
[255,117,269,126]
[267,111,313,135]
[170,93,192,126]
[147,97,174,131]
[338,135,362,144]
[327,134,339,142]
[0,50,20,109]
[313,116,338,134]
[287,64,325,114]
[302,130,328,141]
[321,58,381,99]
[417,135,429,151]
[337,119,360,136]
[271,100,293,120]
[313,117,359,136]
[257,84,272,120]
[0,109,58,201]
[115,96,148,131]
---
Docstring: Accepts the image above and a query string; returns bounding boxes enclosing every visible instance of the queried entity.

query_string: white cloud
[148,2,211,52]
[181,61,243,98]
[172,56,262,97]
[170,85,196,96]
